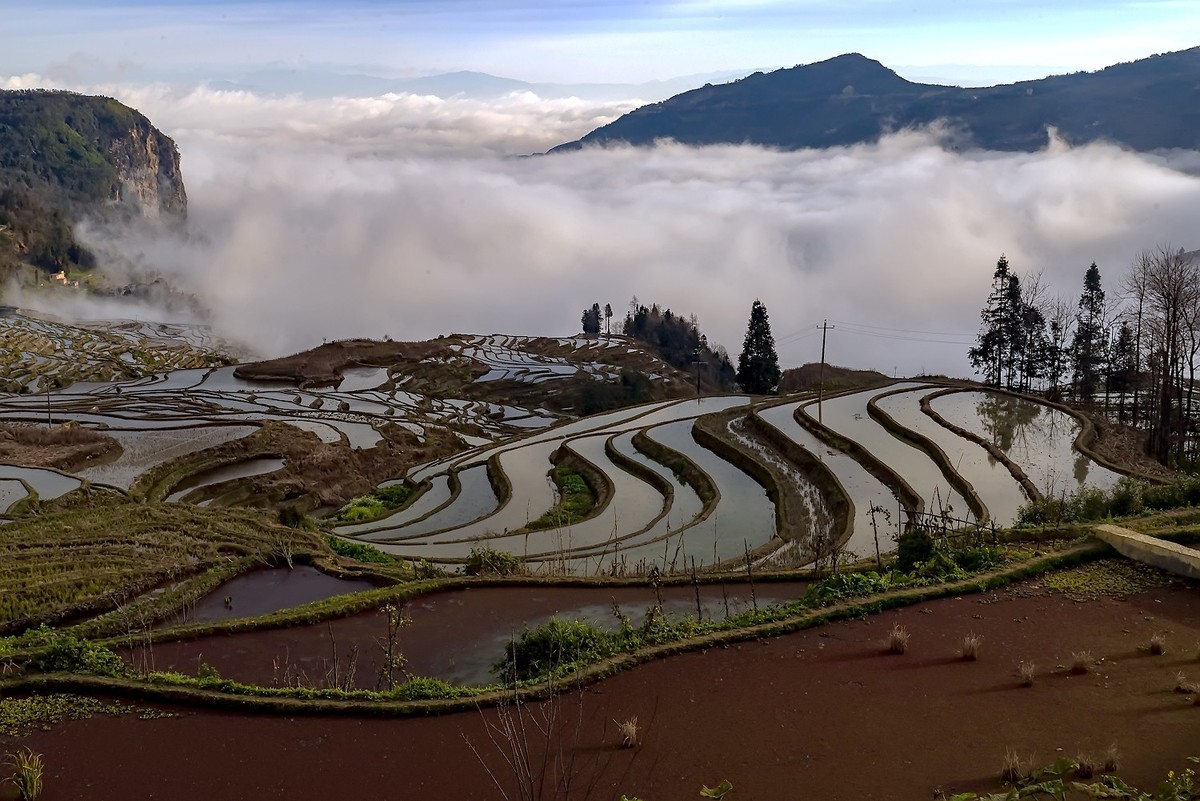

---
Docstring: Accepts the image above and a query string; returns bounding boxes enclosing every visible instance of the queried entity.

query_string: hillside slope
[0,90,186,278]
[551,49,1200,153]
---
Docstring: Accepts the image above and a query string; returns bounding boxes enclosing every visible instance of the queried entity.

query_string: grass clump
[1070,650,1092,675]
[4,747,43,801]
[886,624,910,655]
[1000,749,1026,784]
[1017,661,1036,687]
[615,716,640,748]
[960,632,982,661]
[1148,631,1167,656]
[1174,672,1197,694]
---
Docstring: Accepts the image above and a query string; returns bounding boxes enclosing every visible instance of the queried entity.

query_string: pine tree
[736,299,780,395]
[969,256,1012,387]
[1070,262,1107,401]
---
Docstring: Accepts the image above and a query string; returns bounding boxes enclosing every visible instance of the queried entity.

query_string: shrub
[391,676,460,701]
[32,632,124,677]
[496,617,612,682]
[465,546,522,577]
[895,528,935,573]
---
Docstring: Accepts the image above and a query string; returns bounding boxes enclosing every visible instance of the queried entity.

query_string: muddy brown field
[5,576,1198,800]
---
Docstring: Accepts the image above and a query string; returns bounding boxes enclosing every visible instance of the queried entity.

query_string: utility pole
[817,320,834,422]
[690,348,706,397]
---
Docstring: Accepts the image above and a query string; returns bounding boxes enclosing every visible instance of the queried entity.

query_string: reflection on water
[933,391,1123,496]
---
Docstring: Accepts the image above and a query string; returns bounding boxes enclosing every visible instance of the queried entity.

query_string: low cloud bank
[7,77,1200,377]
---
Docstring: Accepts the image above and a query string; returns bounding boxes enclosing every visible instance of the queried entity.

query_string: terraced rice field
[0,311,1131,573]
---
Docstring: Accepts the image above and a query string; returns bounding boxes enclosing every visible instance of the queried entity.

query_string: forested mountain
[0,90,186,277]
[550,48,1200,153]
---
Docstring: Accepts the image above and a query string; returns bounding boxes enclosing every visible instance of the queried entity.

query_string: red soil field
[4,577,1199,800]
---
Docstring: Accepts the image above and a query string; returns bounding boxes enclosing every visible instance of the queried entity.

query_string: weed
[887,624,910,655]
[1069,650,1092,675]
[1148,631,1167,656]
[1103,744,1120,773]
[1017,661,1036,687]
[465,546,522,577]
[1000,749,1025,784]
[960,632,982,661]
[615,716,640,749]
[4,746,44,801]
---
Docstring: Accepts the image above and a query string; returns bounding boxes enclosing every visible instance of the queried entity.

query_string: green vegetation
[464,546,523,576]
[0,693,169,737]
[334,484,413,523]
[323,534,400,565]
[1016,475,1200,526]
[526,467,596,530]
[946,755,1200,801]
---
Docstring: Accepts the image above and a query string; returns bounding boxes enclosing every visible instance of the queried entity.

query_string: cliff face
[0,90,187,273]
[106,116,188,220]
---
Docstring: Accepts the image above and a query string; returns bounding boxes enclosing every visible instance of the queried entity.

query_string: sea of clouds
[5,74,1200,377]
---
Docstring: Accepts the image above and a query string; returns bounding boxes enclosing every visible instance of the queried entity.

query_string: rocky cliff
[0,90,187,275]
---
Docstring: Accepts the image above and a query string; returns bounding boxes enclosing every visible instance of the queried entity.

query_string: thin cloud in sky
[2,1,1198,83]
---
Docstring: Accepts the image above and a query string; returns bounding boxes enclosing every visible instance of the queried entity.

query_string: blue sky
[3,0,1198,85]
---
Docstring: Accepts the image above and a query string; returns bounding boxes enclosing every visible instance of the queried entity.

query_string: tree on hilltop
[736,299,780,395]
[581,303,601,335]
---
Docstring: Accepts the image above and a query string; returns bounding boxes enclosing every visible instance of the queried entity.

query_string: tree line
[968,246,1200,466]
[580,298,785,394]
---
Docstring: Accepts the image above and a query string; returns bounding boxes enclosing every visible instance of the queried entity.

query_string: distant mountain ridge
[550,48,1200,153]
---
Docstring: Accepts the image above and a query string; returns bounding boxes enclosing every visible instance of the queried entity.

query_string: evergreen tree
[969,255,1012,387]
[604,303,613,335]
[580,303,602,334]
[736,299,781,395]
[1070,262,1107,401]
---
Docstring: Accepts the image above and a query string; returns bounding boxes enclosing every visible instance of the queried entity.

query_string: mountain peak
[551,48,1200,153]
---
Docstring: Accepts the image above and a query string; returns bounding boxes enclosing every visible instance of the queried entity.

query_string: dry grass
[1074,753,1096,779]
[615,716,640,749]
[886,624,910,655]
[1017,661,1036,687]
[1103,744,1120,773]
[1148,631,1167,656]
[1069,651,1092,675]
[1175,671,1198,694]
[0,498,323,632]
[1000,749,1026,784]
[960,632,982,662]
